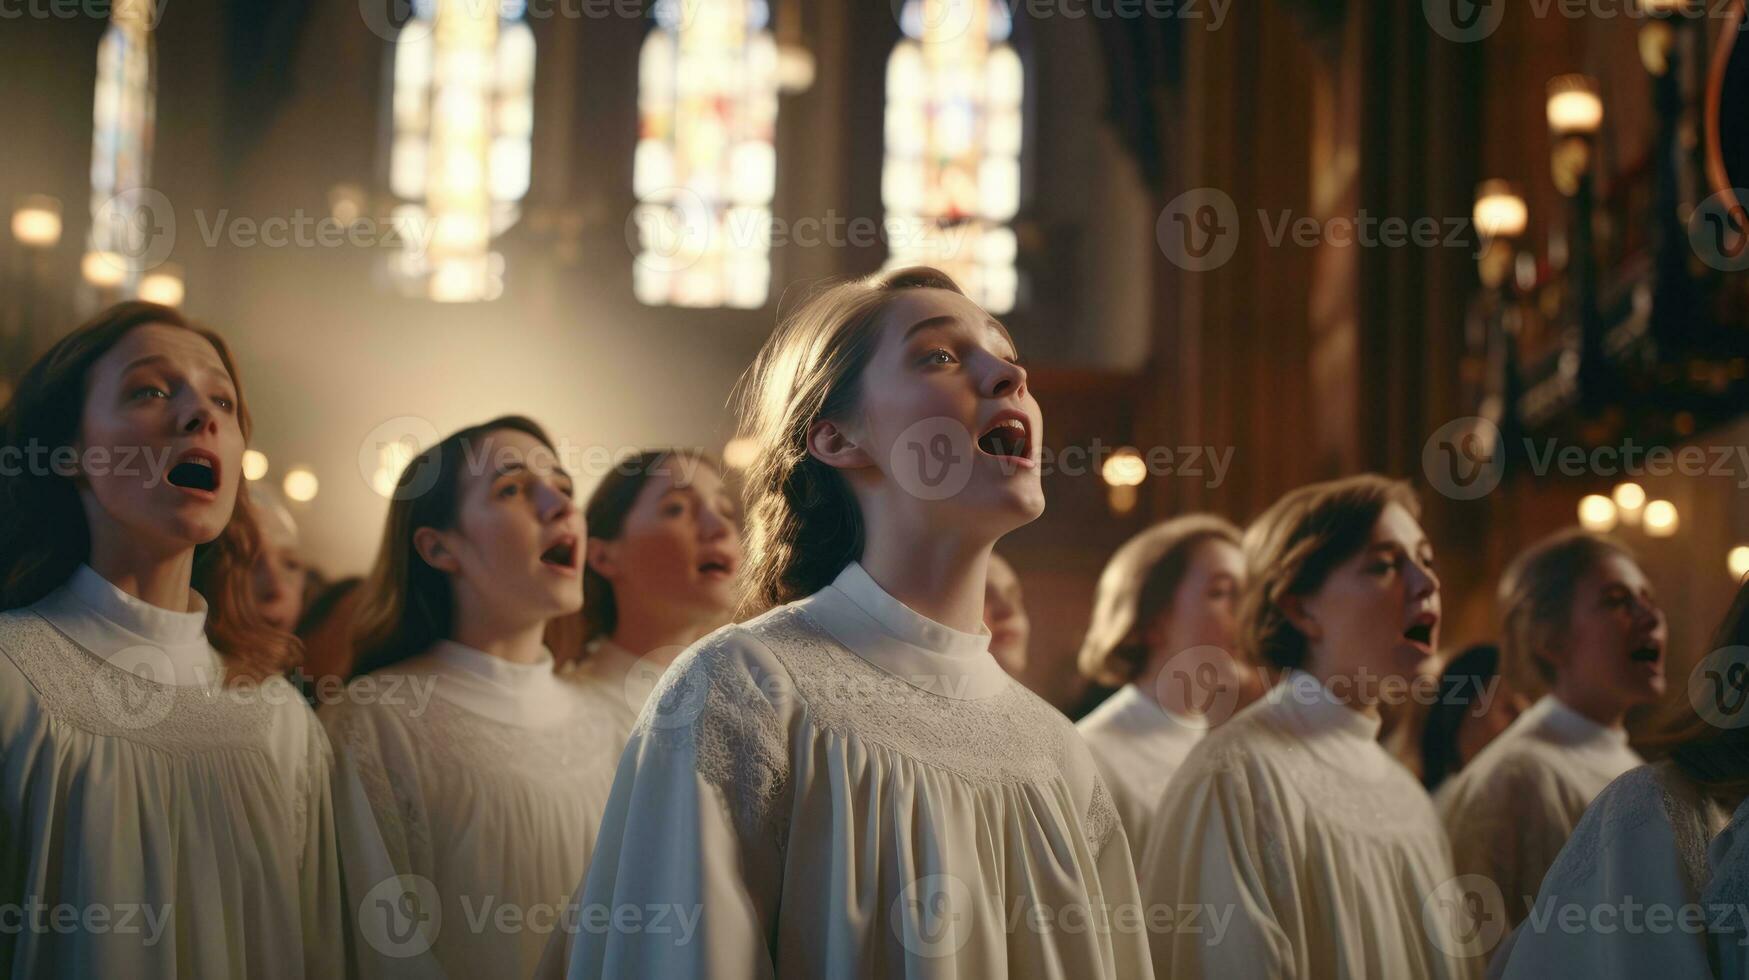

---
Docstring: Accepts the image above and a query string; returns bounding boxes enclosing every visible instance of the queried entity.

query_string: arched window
[84,1,155,295]
[389,0,535,302]
[631,0,780,309]
[883,0,1023,314]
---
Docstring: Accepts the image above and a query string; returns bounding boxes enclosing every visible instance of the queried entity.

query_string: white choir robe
[1499,761,1748,979]
[562,562,1152,979]
[1076,683,1206,868]
[322,639,628,979]
[1436,694,1643,924]
[0,565,346,978]
[1138,670,1481,980]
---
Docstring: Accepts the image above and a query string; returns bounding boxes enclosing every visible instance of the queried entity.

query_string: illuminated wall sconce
[1578,493,1618,532]
[242,449,269,482]
[1547,75,1603,197]
[11,195,62,248]
[1102,447,1147,516]
[722,436,758,471]
[1474,180,1528,289]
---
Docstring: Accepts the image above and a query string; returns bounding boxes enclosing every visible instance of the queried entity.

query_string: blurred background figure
[295,574,364,696]
[1074,514,1258,853]
[1417,643,1528,792]
[984,551,1030,677]
[247,486,306,634]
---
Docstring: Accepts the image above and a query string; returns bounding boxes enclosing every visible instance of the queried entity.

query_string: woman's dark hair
[1420,643,1502,791]
[1644,578,1749,804]
[0,300,294,681]
[580,449,723,644]
[349,415,560,677]
[1239,474,1422,672]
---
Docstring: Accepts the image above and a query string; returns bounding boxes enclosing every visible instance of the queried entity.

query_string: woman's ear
[1278,594,1322,642]
[806,418,872,471]
[413,526,460,574]
[585,537,618,581]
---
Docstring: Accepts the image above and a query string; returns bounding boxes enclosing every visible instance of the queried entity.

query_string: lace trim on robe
[1543,763,1719,898]
[649,606,1118,859]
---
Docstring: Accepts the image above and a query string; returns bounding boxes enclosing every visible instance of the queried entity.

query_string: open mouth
[539,538,578,571]
[166,452,220,494]
[698,555,735,580]
[1629,644,1663,664]
[976,413,1033,462]
[1403,617,1437,648]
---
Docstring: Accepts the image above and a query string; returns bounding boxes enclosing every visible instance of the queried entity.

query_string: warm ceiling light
[1578,494,1618,532]
[1729,545,1749,581]
[12,195,62,248]
[138,263,185,307]
[1102,448,1147,488]
[1642,499,1679,537]
[81,251,126,288]
[242,449,269,482]
[1546,75,1604,136]
[283,467,320,503]
[1473,181,1528,239]
[1612,481,1647,512]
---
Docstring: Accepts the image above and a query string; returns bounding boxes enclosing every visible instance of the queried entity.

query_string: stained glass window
[85,0,155,295]
[389,0,535,302]
[631,0,780,309]
[883,0,1023,314]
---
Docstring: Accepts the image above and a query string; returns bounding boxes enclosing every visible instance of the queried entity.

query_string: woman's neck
[85,537,196,612]
[856,529,991,635]
[611,604,718,666]
[1550,675,1628,730]
[1301,652,1382,718]
[449,591,549,665]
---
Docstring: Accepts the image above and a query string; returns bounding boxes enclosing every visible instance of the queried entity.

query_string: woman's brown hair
[349,415,561,677]
[0,300,294,681]
[731,265,966,611]
[1239,474,1420,672]
[1497,528,1638,698]
[579,449,724,644]
[1077,514,1242,687]
[1644,578,1749,806]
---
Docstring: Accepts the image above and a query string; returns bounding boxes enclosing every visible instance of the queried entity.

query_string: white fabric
[562,562,1152,979]
[1077,682,1207,866]
[1138,671,1481,980]
[322,639,624,980]
[1436,694,1645,926]
[1499,761,1746,979]
[0,565,345,978]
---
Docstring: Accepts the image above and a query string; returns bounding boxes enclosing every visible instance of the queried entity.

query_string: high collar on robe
[1514,693,1633,750]
[1088,682,1209,741]
[1268,669,1391,775]
[391,639,573,728]
[798,561,1011,701]
[33,563,223,687]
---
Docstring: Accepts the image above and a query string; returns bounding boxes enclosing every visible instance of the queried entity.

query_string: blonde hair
[732,266,966,611]
[1240,474,1420,672]
[1077,514,1242,687]
[1497,528,1638,696]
